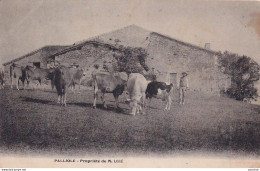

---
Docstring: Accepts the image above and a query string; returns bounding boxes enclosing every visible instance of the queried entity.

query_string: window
[33,62,40,68]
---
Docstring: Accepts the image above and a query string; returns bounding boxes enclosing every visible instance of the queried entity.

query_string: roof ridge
[151,32,217,54]
[74,24,151,45]
[50,40,119,58]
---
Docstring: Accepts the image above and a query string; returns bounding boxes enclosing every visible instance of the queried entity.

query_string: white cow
[127,73,148,115]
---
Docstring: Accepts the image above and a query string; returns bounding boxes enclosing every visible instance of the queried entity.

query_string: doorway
[170,73,177,85]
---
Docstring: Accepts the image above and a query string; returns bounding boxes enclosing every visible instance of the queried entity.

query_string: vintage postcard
[0,0,260,168]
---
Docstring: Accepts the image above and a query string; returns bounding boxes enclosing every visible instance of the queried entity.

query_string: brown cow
[92,71,128,109]
[68,67,86,92]
[24,65,55,89]
[10,63,27,90]
[52,66,86,106]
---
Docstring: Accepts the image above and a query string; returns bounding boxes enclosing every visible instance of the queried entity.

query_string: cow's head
[128,99,145,115]
[82,68,88,77]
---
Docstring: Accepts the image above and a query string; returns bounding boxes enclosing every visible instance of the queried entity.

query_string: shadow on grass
[71,102,129,114]
[21,97,53,105]
[20,97,129,114]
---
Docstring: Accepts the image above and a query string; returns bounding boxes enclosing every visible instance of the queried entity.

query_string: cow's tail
[10,65,13,78]
[145,82,151,99]
[22,67,27,83]
[51,69,58,90]
[10,64,14,86]
[50,71,55,90]
[51,78,55,90]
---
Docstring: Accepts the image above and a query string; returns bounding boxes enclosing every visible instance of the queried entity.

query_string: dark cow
[0,69,5,88]
[10,63,27,90]
[52,66,86,106]
[92,71,128,109]
[146,81,174,111]
[52,66,72,106]
[24,66,55,88]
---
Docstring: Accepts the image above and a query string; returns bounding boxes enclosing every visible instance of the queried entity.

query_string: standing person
[179,72,189,105]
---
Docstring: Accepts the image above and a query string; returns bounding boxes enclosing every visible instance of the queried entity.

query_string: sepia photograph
[0,0,260,168]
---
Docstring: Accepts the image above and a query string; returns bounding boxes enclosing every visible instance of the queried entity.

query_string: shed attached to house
[3,45,68,82]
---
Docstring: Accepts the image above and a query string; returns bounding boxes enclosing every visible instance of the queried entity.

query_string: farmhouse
[2,25,231,95]
[67,25,230,95]
[3,45,68,80]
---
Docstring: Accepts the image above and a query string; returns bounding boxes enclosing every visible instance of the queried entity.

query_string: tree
[219,51,260,102]
[113,46,149,73]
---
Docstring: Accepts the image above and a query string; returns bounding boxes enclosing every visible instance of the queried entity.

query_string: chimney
[205,43,211,50]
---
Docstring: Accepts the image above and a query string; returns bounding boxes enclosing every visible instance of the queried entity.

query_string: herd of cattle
[0,63,174,115]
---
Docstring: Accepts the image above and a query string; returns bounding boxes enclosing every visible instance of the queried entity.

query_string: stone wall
[54,43,120,80]
[146,33,230,95]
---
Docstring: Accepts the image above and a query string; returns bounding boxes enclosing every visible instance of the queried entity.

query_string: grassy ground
[0,85,259,157]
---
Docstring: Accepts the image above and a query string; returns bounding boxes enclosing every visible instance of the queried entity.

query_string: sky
[0,0,260,67]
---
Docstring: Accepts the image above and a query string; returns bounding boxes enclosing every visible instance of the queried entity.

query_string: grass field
[0,86,259,157]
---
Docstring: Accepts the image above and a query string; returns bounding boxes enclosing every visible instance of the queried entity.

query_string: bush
[218,51,260,102]
[113,46,149,73]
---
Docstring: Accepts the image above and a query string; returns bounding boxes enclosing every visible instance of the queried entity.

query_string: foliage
[112,45,149,73]
[218,51,260,102]
[144,72,157,81]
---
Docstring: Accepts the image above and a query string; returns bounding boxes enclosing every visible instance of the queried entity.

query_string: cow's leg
[64,90,67,107]
[26,80,30,89]
[57,95,61,104]
[10,76,13,89]
[22,79,26,90]
[71,82,76,94]
[60,95,63,105]
[92,85,98,109]
[78,82,81,94]
[129,99,137,115]
[93,92,97,109]
[39,79,42,89]
[182,89,185,105]
[22,80,25,90]
[164,96,171,111]
[113,93,119,109]
[101,93,107,108]
[164,100,169,111]
[147,97,152,109]
[16,78,19,90]
[179,88,183,105]
[141,93,146,114]
[61,89,65,106]
[136,102,140,114]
